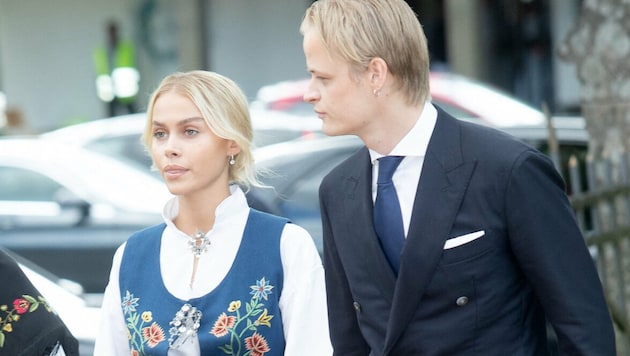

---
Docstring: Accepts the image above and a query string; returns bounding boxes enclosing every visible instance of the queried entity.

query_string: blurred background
[0,0,581,133]
[3,0,630,354]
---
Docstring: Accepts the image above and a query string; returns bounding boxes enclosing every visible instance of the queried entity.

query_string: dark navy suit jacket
[319,107,615,355]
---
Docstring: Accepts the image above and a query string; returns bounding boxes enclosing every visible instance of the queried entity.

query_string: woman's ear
[227,140,241,156]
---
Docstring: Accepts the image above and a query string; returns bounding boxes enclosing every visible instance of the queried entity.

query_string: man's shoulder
[456,119,537,158]
[321,145,368,187]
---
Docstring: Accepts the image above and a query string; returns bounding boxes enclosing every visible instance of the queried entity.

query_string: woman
[94,70,331,355]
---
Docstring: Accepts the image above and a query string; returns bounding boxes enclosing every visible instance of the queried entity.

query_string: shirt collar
[369,101,437,163]
[162,184,248,230]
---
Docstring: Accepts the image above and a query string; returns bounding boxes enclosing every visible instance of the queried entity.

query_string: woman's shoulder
[279,223,322,264]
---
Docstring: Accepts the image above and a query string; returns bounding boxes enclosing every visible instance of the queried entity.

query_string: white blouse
[94,186,332,355]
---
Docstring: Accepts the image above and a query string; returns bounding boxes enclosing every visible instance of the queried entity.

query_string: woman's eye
[153,131,166,139]
[185,129,199,136]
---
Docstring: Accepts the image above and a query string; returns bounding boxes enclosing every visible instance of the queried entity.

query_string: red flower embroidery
[245,332,270,356]
[12,299,30,314]
[141,322,165,348]
[211,312,236,337]
[130,350,140,356]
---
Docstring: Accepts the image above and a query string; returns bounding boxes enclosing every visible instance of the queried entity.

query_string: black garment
[0,249,79,356]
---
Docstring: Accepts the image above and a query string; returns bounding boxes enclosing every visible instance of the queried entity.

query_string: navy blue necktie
[374,156,405,275]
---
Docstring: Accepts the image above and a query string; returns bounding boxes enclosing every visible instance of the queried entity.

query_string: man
[300,0,616,354]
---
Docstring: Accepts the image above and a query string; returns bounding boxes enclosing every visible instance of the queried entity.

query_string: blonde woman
[95,70,331,355]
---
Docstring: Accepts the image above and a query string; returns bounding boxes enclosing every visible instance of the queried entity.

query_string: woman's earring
[373,89,381,97]
[229,155,236,166]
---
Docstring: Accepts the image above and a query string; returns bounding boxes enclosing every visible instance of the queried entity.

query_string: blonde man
[301,0,615,354]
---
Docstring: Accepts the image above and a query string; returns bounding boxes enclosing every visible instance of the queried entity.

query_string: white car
[41,109,317,173]
[40,113,151,173]
[0,137,172,293]
[250,71,547,129]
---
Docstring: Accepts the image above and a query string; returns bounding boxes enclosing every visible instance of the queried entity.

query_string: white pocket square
[444,230,485,250]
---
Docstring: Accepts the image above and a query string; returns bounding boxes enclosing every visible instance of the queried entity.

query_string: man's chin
[321,124,348,137]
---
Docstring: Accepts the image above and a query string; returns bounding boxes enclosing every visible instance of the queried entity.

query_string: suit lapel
[383,112,477,352]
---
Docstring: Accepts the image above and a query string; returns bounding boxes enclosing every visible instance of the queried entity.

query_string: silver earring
[229,155,235,165]
[373,89,381,97]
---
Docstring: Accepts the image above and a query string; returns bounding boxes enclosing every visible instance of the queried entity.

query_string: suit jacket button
[456,296,469,306]
[353,302,361,312]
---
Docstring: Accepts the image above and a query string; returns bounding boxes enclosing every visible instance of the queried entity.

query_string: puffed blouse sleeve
[278,223,333,356]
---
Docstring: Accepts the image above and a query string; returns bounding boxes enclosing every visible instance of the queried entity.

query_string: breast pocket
[441,229,496,266]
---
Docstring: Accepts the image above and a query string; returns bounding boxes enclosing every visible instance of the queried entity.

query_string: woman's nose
[164,137,180,157]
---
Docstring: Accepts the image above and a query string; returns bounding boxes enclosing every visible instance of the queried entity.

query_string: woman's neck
[175,186,231,235]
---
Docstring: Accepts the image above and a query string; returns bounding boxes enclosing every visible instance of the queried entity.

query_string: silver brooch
[168,303,202,349]
[188,229,211,258]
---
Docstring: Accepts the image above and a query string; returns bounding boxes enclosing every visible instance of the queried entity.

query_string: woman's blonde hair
[300,0,430,105]
[143,70,260,189]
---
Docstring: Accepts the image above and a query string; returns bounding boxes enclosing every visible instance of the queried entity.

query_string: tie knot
[377,156,404,184]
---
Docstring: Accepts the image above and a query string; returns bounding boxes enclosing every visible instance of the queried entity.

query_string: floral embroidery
[122,290,139,314]
[0,295,54,348]
[211,278,276,356]
[254,309,272,328]
[228,301,241,312]
[249,277,273,301]
[212,313,236,337]
[122,291,166,353]
[245,332,270,356]
[143,322,166,348]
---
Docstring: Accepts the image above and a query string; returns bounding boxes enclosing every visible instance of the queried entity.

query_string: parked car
[8,248,99,355]
[252,116,589,254]
[250,71,547,129]
[40,113,151,173]
[41,108,322,174]
[43,72,547,176]
[0,137,172,293]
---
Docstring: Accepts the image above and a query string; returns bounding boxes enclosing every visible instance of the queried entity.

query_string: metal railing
[555,142,630,354]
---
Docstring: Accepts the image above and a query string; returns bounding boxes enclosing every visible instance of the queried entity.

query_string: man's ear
[368,57,388,91]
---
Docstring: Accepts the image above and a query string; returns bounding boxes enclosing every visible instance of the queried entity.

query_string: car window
[84,134,151,171]
[0,166,87,227]
[273,145,360,252]
[280,152,351,212]
[0,166,62,201]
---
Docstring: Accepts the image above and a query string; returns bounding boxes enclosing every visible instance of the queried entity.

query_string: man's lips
[314,110,325,119]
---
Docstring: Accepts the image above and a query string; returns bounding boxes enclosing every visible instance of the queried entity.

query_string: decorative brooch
[188,229,211,258]
[168,303,202,349]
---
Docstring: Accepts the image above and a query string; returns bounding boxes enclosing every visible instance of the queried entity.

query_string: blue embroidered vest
[118,209,287,355]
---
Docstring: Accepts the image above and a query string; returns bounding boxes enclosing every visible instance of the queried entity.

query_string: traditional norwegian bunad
[118,210,287,355]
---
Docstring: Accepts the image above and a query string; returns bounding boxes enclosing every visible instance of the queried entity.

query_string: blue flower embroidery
[122,290,139,314]
[249,277,273,301]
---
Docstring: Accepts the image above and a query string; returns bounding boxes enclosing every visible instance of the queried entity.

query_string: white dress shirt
[94,185,332,355]
[369,102,438,237]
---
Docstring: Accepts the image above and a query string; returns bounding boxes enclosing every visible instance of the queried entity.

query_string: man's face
[302,29,375,137]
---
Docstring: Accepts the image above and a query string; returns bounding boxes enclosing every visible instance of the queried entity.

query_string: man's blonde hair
[300,0,430,105]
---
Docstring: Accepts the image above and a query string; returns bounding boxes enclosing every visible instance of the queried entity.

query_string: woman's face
[149,91,238,198]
